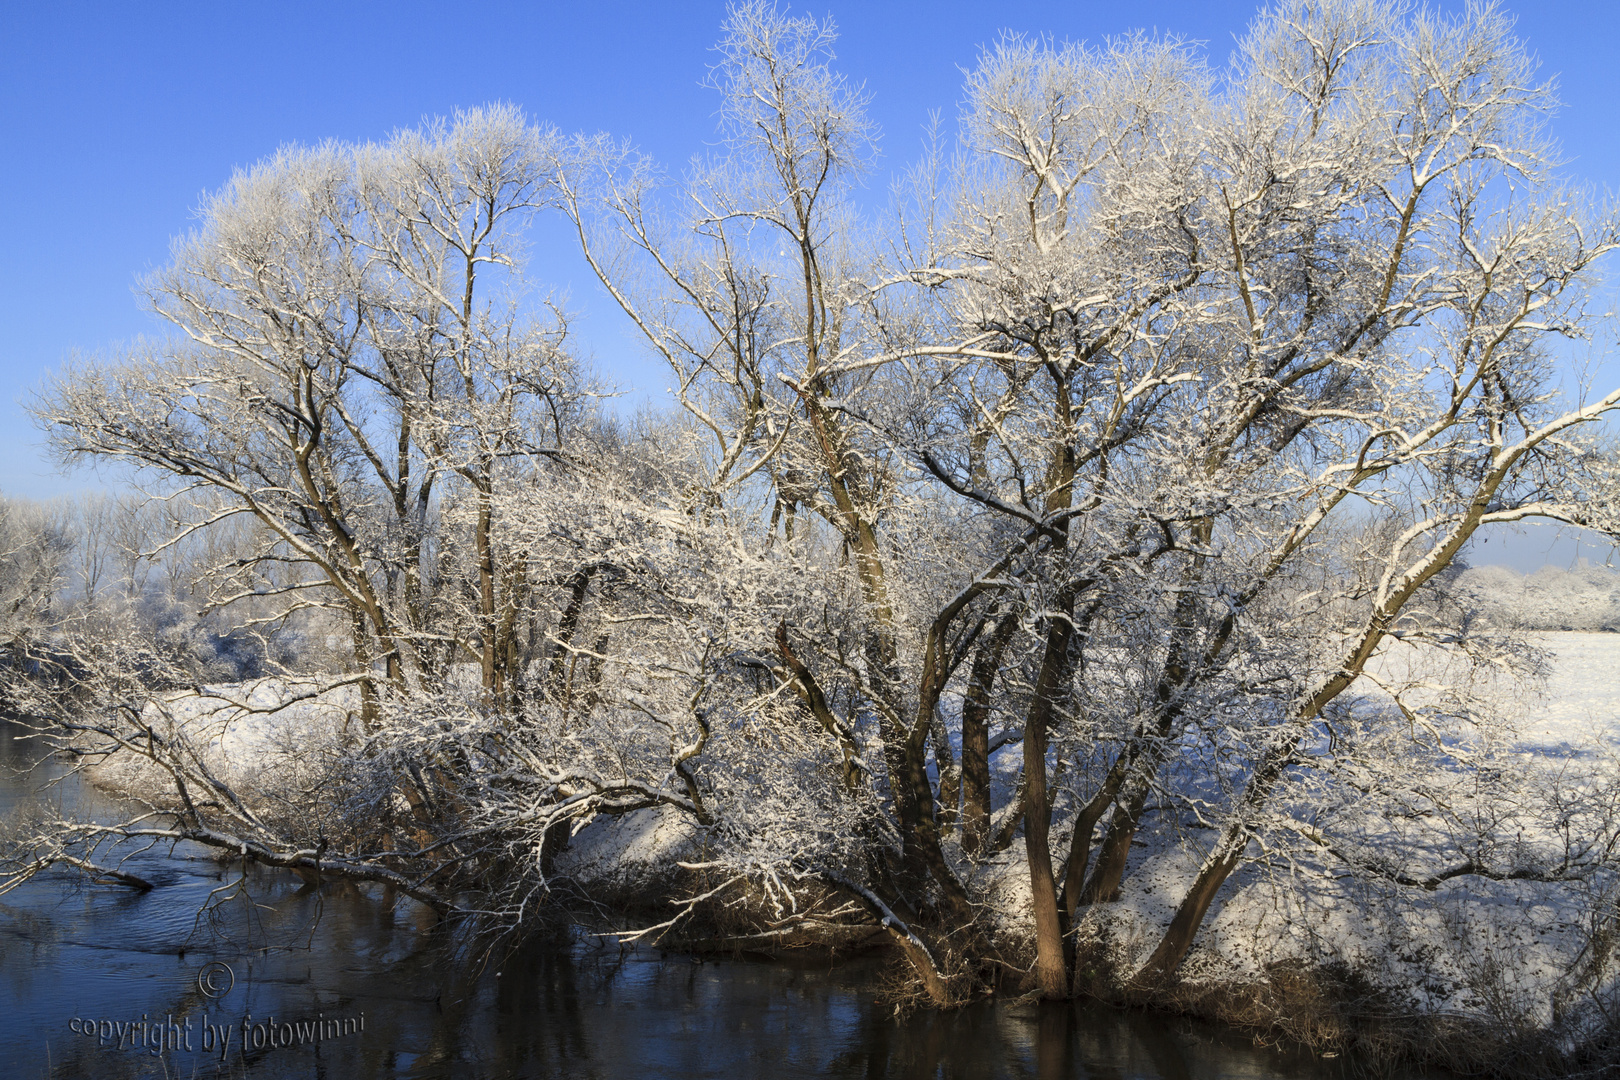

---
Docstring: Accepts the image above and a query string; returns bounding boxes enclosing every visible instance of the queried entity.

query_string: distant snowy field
[1454,561,1620,632]
[1519,632,1620,749]
[1086,631,1620,1029]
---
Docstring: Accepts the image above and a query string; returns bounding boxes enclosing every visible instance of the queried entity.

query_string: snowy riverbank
[1020,632,1620,1071]
[76,634,1620,1073]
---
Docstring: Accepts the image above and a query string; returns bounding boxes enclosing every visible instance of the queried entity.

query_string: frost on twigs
[8,0,1620,1061]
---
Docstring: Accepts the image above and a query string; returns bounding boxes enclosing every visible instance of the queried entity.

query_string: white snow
[1059,632,1620,1036]
[1516,632,1620,748]
[85,635,1620,1040]
[89,677,359,803]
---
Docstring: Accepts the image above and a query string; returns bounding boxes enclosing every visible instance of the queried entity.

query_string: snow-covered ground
[80,634,1620,1045]
[1518,632,1620,748]
[1066,632,1620,1038]
[89,677,360,804]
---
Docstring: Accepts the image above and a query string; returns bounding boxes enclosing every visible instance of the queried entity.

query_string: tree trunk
[993,770,1026,852]
[1023,584,1078,999]
[1059,754,1129,922]
[1133,833,1247,987]
[932,707,960,834]
[473,478,503,704]
[961,609,1018,856]
[904,625,975,923]
[1135,488,1508,983]
[547,566,594,701]
[1079,774,1151,904]
[1083,547,1210,904]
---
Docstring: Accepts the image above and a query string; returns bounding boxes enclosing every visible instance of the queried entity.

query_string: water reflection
[0,721,1412,1078]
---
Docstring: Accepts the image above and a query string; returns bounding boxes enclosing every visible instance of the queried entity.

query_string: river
[0,719,1426,1079]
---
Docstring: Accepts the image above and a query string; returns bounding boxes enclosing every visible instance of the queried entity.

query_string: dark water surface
[0,720,1419,1079]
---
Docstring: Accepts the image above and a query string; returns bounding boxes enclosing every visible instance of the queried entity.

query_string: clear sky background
[2,0,1618,571]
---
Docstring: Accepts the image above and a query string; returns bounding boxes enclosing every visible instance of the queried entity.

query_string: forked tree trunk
[961,608,1019,856]
[1060,755,1129,922]
[1080,776,1152,904]
[1083,548,1210,904]
[547,566,594,699]
[905,616,979,924]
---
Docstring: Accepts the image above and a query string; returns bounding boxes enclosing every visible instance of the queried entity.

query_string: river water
[0,719,1421,1079]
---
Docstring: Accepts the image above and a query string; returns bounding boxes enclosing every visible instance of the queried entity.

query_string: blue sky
[3,1,1618,570]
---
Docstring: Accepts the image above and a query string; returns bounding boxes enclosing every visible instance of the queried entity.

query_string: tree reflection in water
[1,719,1410,1079]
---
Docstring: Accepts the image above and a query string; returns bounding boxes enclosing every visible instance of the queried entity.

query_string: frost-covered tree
[11,0,1620,1019]
[0,495,71,661]
[564,0,1620,999]
[14,108,657,914]
[40,107,600,701]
